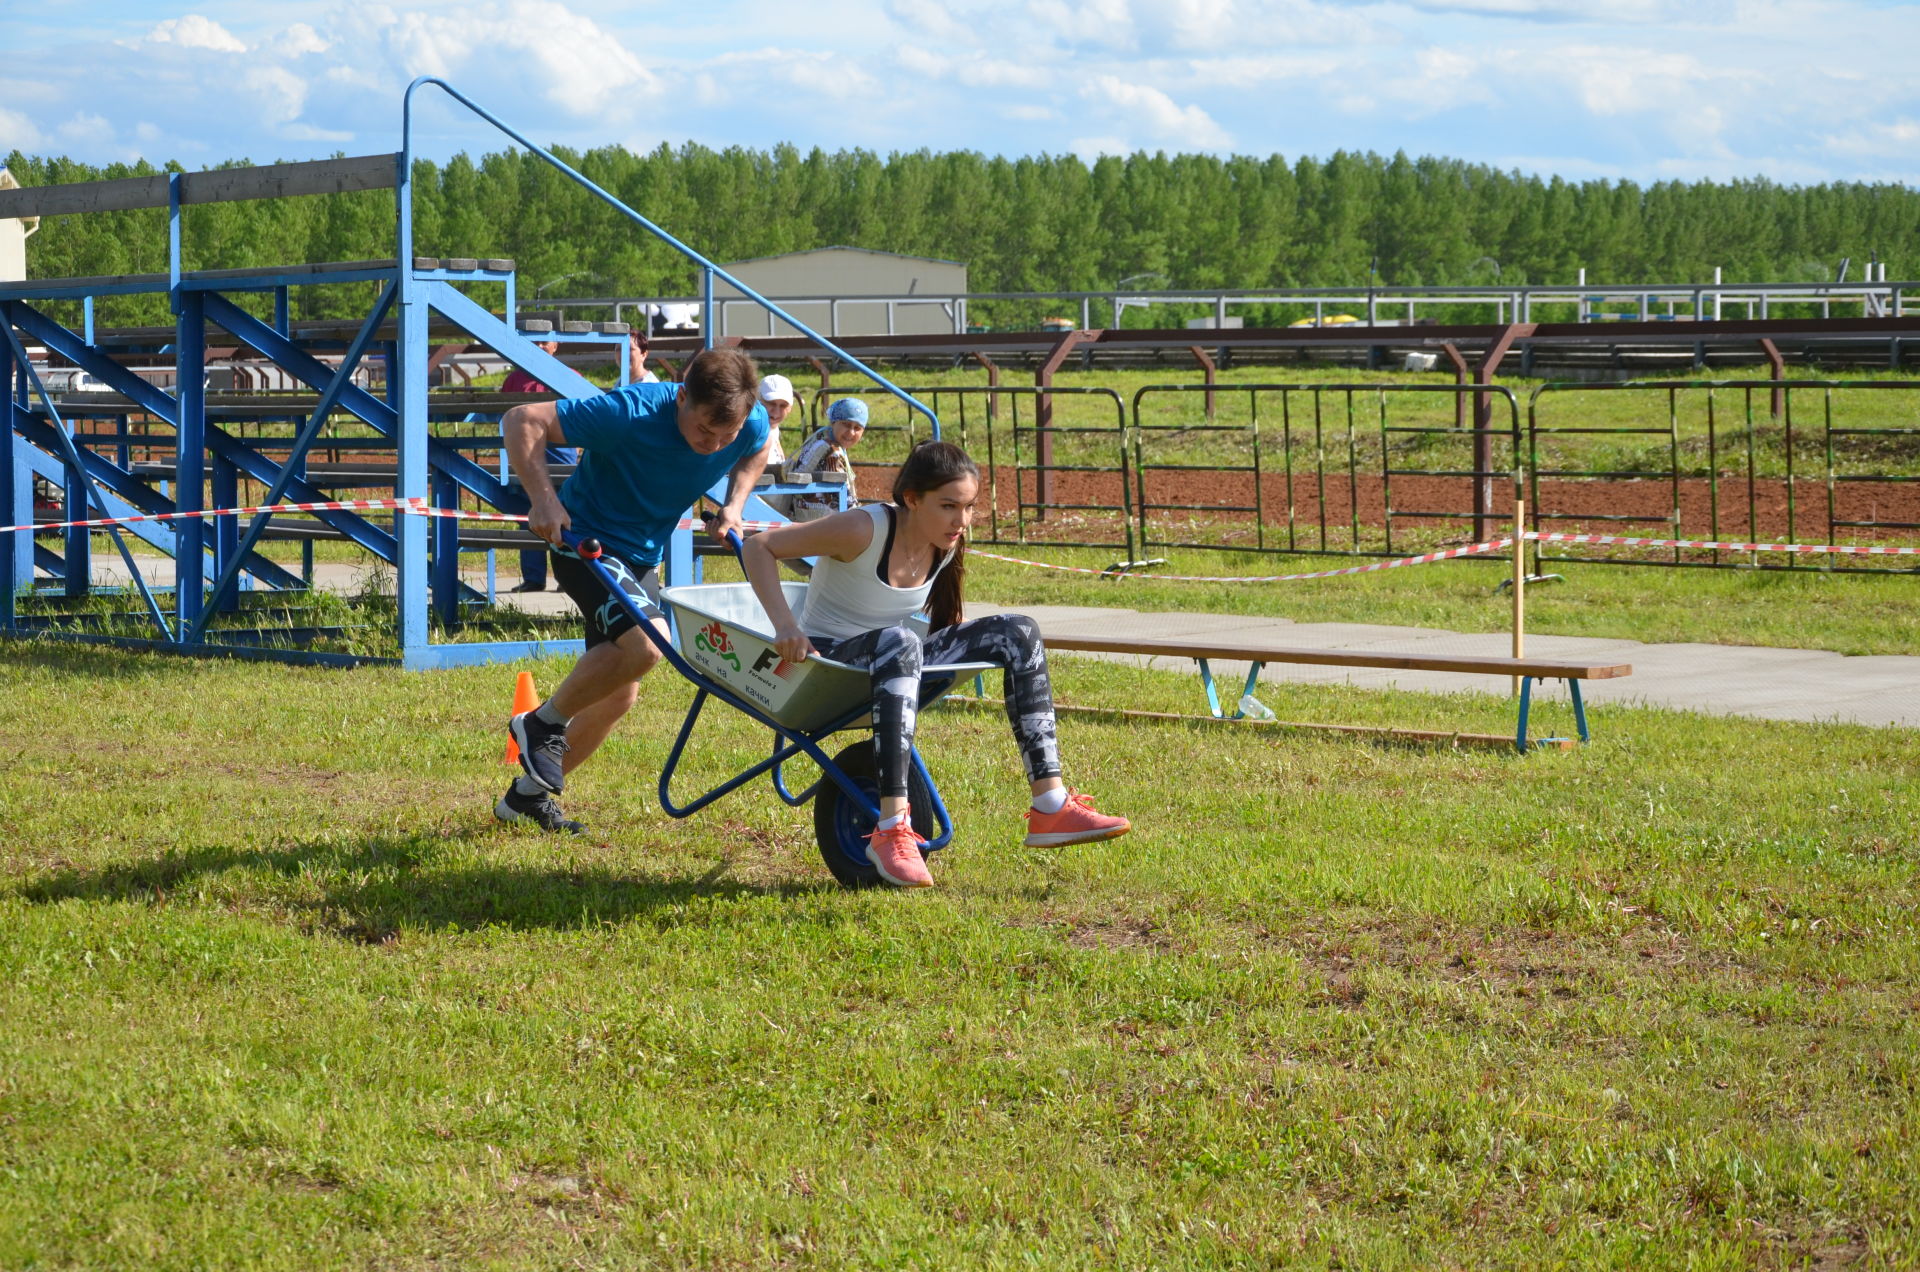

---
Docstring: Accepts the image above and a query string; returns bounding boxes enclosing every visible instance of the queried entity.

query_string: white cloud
[0,107,48,151]
[1070,133,1134,159]
[1556,45,1740,116]
[283,123,357,143]
[1080,75,1230,149]
[243,66,309,128]
[1393,0,1679,19]
[273,23,334,58]
[1028,0,1139,51]
[1821,117,1920,157]
[896,43,1053,88]
[886,0,977,44]
[141,15,248,53]
[55,113,115,144]
[1185,51,1348,87]
[705,48,882,101]
[381,1,659,116]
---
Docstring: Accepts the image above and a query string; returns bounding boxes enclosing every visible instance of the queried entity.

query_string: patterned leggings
[812,613,1061,799]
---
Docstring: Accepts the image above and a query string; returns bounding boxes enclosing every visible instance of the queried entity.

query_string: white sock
[534,700,569,726]
[1032,787,1069,815]
[514,775,548,797]
[877,811,908,831]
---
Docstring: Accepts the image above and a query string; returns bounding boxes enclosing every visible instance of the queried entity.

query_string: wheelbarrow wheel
[813,739,933,889]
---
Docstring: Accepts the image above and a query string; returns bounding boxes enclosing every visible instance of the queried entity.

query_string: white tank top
[799,503,955,642]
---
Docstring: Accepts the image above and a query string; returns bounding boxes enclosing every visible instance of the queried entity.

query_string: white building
[0,168,39,282]
[714,247,968,339]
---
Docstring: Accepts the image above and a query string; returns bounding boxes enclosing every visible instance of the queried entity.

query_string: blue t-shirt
[555,382,770,568]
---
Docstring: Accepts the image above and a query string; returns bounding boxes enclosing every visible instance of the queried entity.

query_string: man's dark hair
[681,348,760,423]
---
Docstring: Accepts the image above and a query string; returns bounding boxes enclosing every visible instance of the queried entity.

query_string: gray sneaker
[509,709,569,793]
[493,783,586,835]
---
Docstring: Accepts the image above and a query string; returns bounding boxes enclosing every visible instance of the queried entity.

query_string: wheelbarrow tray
[660,582,991,733]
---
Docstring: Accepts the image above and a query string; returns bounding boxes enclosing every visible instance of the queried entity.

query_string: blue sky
[2,0,1917,185]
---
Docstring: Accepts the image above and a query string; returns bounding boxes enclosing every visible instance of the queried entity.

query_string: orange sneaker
[867,811,934,888]
[1024,789,1131,847]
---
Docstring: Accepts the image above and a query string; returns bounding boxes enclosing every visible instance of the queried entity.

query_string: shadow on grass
[14,829,839,940]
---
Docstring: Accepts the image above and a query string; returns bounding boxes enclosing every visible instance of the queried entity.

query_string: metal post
[211,454,239,610]
[167,174,183,292]
[702,267,716,350]
[396,280,431,663]
[60,402,87,598]
[392,143,429,663]
[1511,498,1525,697]
[1,321,20,627]
[174,290,206,635]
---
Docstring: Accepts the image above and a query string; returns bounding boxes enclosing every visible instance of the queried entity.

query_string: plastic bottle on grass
[1238,693,1276,721]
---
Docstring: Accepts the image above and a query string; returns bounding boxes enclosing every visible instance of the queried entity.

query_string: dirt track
[859,464,1919,545]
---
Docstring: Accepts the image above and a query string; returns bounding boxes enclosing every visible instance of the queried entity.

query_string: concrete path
[72,555,1919,729]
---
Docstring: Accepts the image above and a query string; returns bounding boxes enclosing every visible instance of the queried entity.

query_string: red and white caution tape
[413,506,789,533]
[5,499,796,537]
[3,496,429,537]
[1526,531,1920,558]
[966,538,1515,582]
[12,499,1916,574]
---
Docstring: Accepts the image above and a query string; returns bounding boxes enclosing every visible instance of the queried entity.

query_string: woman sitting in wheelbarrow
[741,440,1131,888]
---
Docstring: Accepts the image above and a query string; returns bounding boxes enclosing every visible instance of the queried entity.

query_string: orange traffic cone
[502,671,539,764]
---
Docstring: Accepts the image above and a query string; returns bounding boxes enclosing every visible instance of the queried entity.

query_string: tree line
[7,144,1917,330]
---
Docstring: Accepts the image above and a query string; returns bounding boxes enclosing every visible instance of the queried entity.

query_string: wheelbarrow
[569,532,993,887]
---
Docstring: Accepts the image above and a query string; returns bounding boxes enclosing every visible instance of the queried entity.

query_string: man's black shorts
[549,543,664,650]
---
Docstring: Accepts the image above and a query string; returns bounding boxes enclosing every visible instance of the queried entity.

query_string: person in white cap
[757,373,794,467]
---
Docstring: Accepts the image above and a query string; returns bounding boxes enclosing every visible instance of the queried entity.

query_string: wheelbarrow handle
[698,510,747,563]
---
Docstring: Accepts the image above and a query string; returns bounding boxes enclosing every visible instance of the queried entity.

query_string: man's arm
[503,401,571,546]
[709,435,774,542]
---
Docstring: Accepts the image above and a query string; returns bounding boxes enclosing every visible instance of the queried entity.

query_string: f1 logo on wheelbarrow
[694,620,741,671]
[752,647,797,680]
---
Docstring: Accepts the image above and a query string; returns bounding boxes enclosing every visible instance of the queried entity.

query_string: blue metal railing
[398,77,939,438]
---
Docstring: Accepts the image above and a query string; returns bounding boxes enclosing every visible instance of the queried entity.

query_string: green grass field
[2,640,1916,1269]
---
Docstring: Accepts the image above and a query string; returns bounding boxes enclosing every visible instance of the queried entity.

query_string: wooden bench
[1036,634,1633,753]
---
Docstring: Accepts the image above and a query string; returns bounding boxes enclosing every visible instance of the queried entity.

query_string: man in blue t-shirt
[496,347,773,834]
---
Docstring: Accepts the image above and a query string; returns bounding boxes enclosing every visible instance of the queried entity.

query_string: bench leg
[1517,676,1590,753]
[1198,658,1268,719]
[1198,658,1226,718]
[1240,661,1266,715]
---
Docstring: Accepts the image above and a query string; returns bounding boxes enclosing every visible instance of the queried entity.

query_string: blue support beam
[396,285,430,658]
[1,338,21,628]
[174,290,206,633]
[189,281,398,638]
[202,292,526,512]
